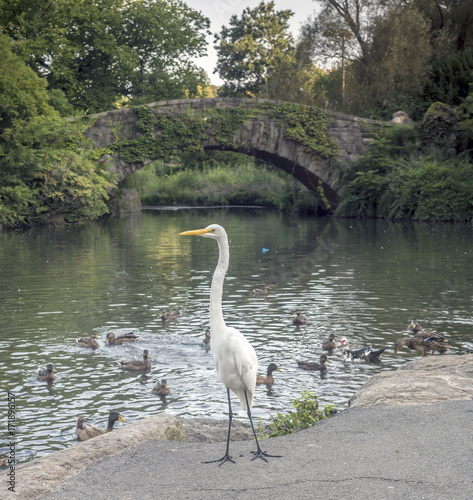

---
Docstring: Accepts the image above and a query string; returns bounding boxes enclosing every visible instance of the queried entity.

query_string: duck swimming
[338,338,387,364]
[161,310,181,322]
[253,285,271,296]
[75,411,126,441]
[151,379,170,396]
[408,320,423,333]
[296,354,330,371]
[322,334,338,351]
[76,334,99,349]
[36,363,56,382]
[293,310,307,326]
[106,331,141,345]
[117,350,151,371]
[256,363,281,385]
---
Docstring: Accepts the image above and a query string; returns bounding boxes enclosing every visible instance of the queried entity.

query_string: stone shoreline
[10,354,473,499]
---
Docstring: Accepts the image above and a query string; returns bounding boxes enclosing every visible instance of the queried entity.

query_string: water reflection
[0,209,472,464]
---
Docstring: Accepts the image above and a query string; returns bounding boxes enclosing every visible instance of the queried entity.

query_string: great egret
[117,349,151,371]
[36,363,56,382]
[76,333,99,349]
[322,333,338,351]
[75,411,126,441]
[256,363,281,385]
[180,224,280,464]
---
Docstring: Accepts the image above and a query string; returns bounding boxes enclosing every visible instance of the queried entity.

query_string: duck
[36,363,56,382]
[76,333,99,349]
[75,411,126,441]
[293,310,307,326]
[0,453,8,467]
[160,310,181,322]
[151,379,170,396]
[322,334,338,351]
[296,354,330,371]
[394,332,450,357]
[253,285,271,296]
[256,363,281,385]
[117,349,151,371]
[337,338,387,364]
[408,320,423,333]
[106,331,141,345]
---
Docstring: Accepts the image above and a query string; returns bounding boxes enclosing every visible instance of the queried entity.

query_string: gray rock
[349,354,473,407]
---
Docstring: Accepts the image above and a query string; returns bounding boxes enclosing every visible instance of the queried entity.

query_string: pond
[1,208,472,464]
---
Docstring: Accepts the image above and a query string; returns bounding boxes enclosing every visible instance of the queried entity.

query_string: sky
[184,0,321,85]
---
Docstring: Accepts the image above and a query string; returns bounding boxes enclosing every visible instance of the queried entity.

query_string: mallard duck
[75,411,126,441]
[161,310,181,322]
[338,338,387,363]
[106,331,141,345]
[203,328,210,345]
[76,333,99,349]
[36,363,56,382]
[117,349,151,371]
[256,363,281,385]
[151,379,170,396]
[253,285,271,296]
[394,332,450,357]
[408,320,423,333]
[322,334,338,351]
[0,453,8,467]
[293,310,307,325]
[296,354,330,371]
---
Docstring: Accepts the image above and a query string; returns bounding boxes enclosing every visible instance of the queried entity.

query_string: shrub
[260,391,336,438]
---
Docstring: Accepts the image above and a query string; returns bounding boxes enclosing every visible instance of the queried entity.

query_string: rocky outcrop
[349,355,473,407]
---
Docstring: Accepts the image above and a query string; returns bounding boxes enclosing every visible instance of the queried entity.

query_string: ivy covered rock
[421,102,458,154]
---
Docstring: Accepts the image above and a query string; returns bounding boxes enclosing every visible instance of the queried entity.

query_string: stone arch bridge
[84,98,390,211]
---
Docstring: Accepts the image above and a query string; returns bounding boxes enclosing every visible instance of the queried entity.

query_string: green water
[1,208,472,464]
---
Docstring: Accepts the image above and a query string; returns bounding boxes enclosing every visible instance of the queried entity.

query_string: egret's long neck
[210,235,229,330]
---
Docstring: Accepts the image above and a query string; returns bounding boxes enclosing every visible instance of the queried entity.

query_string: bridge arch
[84,98,390,212]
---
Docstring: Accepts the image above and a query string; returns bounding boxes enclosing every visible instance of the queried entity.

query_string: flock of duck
[292,318,451,373]
[34,315,450,443]
[35,323,173,442]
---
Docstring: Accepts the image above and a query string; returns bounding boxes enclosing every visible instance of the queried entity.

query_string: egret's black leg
[244,391,282,461]
[203,388,235,465]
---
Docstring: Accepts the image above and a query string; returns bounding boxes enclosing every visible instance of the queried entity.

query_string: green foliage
[0,117,115,227]
[214,1,295,97]
[122,157,320,214]
[0,0,210,113]
[420,102,458,151]
[260,391,336,438]
[274,103,338,158]
[336,126,473,222]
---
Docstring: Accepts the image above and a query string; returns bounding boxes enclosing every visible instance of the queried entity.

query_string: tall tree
[0,0,210,113]
[214,1,295,97]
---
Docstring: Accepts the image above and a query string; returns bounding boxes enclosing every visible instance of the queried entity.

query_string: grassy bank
[122,156,321,214]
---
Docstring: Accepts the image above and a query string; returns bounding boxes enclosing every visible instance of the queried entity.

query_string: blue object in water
[262,248,269,253]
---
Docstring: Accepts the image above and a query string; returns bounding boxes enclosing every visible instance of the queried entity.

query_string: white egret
[180,224,280,464]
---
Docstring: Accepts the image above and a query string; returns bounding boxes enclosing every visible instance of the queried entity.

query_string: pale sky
[184,0,321,85]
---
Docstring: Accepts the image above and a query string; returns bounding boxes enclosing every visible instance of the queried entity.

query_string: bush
[260,391,336,438]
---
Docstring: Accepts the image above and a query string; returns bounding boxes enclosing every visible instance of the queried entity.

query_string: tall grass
[122,159,321,214]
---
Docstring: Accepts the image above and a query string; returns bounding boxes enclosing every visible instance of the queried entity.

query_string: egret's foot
[251,448,282,462]
[203,454,235,466]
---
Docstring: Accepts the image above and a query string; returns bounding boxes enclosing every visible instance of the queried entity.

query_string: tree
[214,1,295,97]
[0,0,211,113]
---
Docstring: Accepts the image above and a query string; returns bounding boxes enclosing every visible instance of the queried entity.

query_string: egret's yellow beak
[179,228,213,236]
[118,415,126,423]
